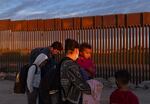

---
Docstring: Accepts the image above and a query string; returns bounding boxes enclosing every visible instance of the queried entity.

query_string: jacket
[60,57,91,104]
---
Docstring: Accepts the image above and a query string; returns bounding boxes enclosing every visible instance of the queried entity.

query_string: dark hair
[80,43,92,52]
[65,39,79,53]
[115,70,131,85]
[51,41,63,51]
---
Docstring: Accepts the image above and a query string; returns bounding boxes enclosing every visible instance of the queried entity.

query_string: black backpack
[14,64,37,94]
[29,48,44,64]
[39,57,68,93]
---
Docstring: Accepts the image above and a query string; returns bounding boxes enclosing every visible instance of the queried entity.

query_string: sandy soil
[0,80,150,104]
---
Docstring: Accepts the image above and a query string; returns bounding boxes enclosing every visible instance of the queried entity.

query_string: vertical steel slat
[33,31,35,49]
[123,27,126,69]
[0,32,1,68]
[99,28,102,77]
[112,27,115,76]
[102,27,105,78]
[138,26,142,83]
[117,27,120,70]
[126,27,129,71]
[92,28,95,65]
[108,28,110,77]
[93,28,97,76]
[96,28,99,77]
[148,26,150,80]
[141,26,145,81]
[129,27,132,82]
[116,27,119,71]
[97,28,100,77]
[105,28,107,79]
[135,26,139,84]
[133,27,136,84]
[145,26,149,80]
[118,27,121,69]
[114,27,117,74]
[104,28,107,79]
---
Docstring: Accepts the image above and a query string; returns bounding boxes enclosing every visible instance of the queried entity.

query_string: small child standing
[77,43,96,80]
[77,43,103,104]
[110,70,139,104]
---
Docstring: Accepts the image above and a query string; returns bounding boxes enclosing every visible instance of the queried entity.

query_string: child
[77,43,96,80]
[77,43,103,104]
[110,70,139,104]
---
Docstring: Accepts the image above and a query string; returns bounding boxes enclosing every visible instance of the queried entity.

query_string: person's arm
[86,60,96,77]
[86,67,95,77]
[27,65,36,93]
[66,64,91,94]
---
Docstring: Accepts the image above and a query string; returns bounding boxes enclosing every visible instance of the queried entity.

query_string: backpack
[14,64,37,94]
[39,57,69,94]
[29,48,44,64]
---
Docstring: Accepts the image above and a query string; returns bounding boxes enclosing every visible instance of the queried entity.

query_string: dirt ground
[0,80,150,104]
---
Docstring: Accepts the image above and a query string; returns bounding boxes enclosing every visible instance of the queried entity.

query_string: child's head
[79,43,92,59]
[115,70,131,88]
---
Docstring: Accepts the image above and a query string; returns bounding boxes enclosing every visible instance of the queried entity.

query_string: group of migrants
[15,38,139,104]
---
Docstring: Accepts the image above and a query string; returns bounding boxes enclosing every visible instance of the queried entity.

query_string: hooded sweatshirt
[27,53,48,93]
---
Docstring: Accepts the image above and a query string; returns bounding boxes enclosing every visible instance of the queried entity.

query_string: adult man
[60,39,91,104]
[30,41,63,104]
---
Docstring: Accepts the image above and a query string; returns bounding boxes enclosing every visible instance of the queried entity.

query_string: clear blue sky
[0,0,150,20]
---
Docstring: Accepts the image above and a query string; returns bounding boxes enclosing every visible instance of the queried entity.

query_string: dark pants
[27,88,39,104]
[39,91,60,104]
[39,92,44,104]
[39,91,49,104]
[62,99,82,104]
[50,92,60,104]
[62,101,74,104]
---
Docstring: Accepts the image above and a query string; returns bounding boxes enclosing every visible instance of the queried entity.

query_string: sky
[0,0,150,20]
